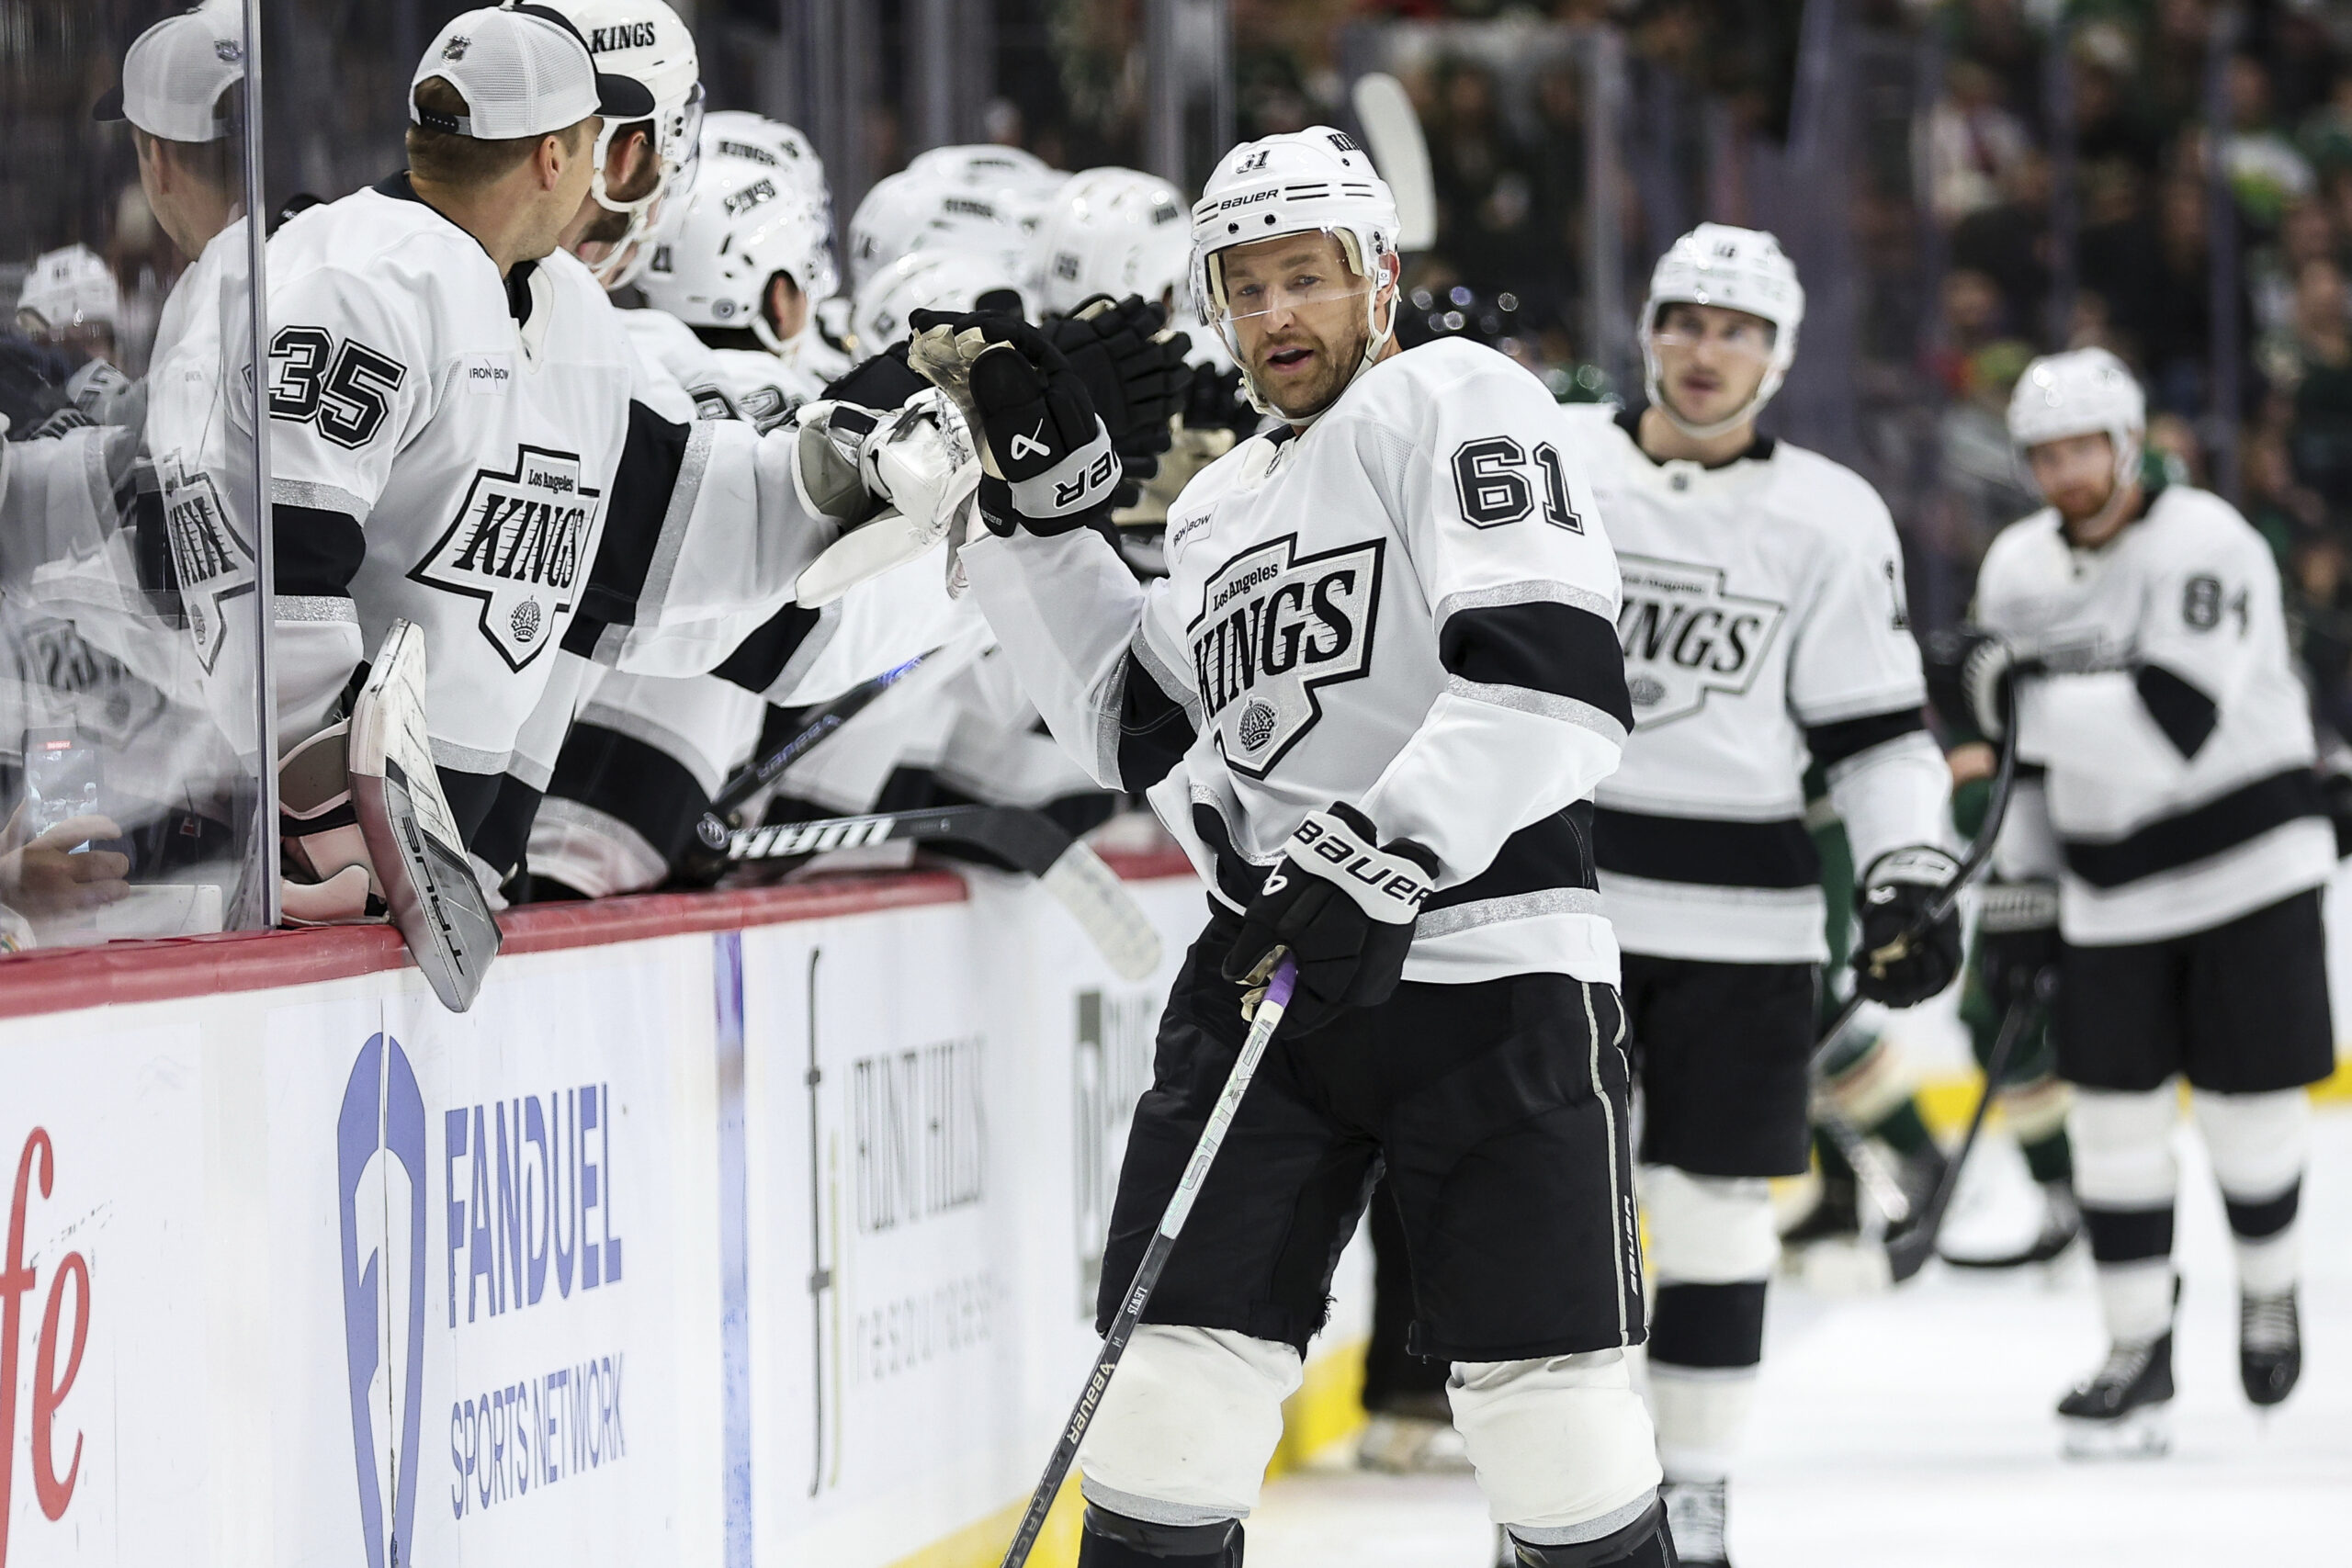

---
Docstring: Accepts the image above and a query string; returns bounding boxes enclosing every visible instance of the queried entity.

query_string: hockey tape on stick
[996,957,1298,1568]
[1351,73,1437,252]
[720,804,1163,981]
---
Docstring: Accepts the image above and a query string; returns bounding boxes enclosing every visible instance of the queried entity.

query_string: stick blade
[1039,840,1163,980]
[1351,72,1438,252]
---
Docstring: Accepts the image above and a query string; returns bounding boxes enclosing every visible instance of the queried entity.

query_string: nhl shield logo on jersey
[411,446,600,671]
[1188,534,1383,778]
[158,451,255,673]
[1614,554,1787,726]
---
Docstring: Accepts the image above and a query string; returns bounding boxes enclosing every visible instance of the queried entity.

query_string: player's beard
[1249,308,1372,421]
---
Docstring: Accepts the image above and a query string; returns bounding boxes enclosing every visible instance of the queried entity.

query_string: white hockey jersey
[1977,483,2331,944]
[962,338,1634,985]
[263,176,834,837]
[1557,408,1949,964]
[616,307,824,432]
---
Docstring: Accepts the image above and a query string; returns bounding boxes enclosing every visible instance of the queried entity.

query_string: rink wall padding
[0,853,1372,1568]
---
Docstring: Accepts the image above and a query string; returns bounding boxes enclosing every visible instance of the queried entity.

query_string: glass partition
[0,0,275,944]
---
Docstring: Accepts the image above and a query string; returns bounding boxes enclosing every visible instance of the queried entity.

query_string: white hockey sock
[1645,1363,1758,1483]
[2193,1089,2309,1299]
[2069,1087,2180,1344]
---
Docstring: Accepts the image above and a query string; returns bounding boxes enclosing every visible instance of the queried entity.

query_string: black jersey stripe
[2135,664,2219,760]
[709,601,827,694]
[1115,646,1197,792]
[1593,806,1819,889]
[546,720,711,866]
[568,399,694,645]
[273,503,366,597]
[469,773,545,886]
[437,766,504,852]
[1804,706,1926,772]
[1439,598,1634,732]
[2061,766,2324,889]
[1193,801,1597,914]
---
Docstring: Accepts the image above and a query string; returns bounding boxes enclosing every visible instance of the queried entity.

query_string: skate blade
[2060,1405,2171,1460]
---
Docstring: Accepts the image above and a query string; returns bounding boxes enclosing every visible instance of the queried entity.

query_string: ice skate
[2056,1332,2174,1459]
[2241,1289,2301,1409]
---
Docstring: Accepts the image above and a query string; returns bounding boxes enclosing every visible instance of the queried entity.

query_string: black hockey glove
[1974,878,2062,1011]
[1853,846,1965,1008]
[1221,803,1440,1036]
[1043,293,1190,495]
[1182,360,1257,437]
[903,309,1121,536]
[1923,626,2033,741]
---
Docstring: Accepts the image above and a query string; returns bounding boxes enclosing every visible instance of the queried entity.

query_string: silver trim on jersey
[1512,1492,1660,1550]
[529,795,669,897]
[631,419,717,627]
[1445,673,1628,744]
[1433,578,1616,629]
[576,696,731,795]
[1415,886,1602,938]
[429,735,514,776]
[268,477,371,518]
[1078,1477,1240,1531]
[761,599,842,703]
[276,594,357,623]
[1101,623,1204,784]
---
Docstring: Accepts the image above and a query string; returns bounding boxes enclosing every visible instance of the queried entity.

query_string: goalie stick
[711,803,1163,982]
[997,956,1299,1568]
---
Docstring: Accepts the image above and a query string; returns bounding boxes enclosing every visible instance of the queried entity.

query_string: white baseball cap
[410,3,655,141]
[93,3,246,143]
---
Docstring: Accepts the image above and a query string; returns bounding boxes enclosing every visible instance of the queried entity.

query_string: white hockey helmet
[2007,346,2146,493]
[1190,127,1401,414]
[1027,166,1191,317]
[641,158,839,352]
[1641,223,1805,439]
[851,250,1023,360]
[907,142,1056,190]
[847,166,1025,288]
[702,109,825,197]
[16,245,119,338]
[537,0,705,288]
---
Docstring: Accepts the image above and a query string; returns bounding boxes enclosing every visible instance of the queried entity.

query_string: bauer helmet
[16,246,120,342]
[1027,167,1191,317]
[1190,127,1401,416]
[851,250,1023,360]
[641,158,839,353]
[847,167,1026,288]
[538,0,705,289]
[702,109,825,195]
[1640,223,1805,439]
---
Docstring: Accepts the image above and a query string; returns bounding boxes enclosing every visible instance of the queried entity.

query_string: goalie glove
[1221,803,1439,1037]
[1854,845,1965,1008]
[904,310,1122,536]
[789,389,981,606]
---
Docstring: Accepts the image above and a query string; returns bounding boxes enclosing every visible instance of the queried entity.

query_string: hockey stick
[712,651,935,821]
[720,804,1163,981]
[1883,978,2048,1281]
[1351,72,1437,252]
[998,956,1300,1568]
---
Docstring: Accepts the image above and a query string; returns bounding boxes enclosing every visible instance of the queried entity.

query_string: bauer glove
[904,310,1122,536]
[1973,877,2062,1012]
[1222,802,1439,1036]
[1854,846,1965,1008]
[1043,294,1190,505]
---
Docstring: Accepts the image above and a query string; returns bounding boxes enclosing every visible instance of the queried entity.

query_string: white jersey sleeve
[1351,355,1629,886]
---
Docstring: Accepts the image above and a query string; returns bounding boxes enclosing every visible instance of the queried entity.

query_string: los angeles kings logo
[158,450,256,672]
[1614,554,1787,725]
[411,446,600,671]
[1188,534,1382,777]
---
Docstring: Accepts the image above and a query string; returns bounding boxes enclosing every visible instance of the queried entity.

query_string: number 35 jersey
[1976,484,2330,944]
[1557,407,1947,964]
[961,338,1635,986]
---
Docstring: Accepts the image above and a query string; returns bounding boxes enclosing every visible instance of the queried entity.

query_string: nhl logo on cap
[442,35,469,60]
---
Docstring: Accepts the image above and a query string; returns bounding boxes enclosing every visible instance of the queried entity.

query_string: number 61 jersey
[1557,407,1949,964]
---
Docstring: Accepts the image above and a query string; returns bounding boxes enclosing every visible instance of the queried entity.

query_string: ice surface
[1247,1109,2352,1565]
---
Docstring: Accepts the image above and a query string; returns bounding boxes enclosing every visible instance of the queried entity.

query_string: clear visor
[1646,315,1775,362]
[1211,267,1373,327]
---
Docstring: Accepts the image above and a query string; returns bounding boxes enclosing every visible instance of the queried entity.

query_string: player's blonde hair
[405,76,593,188]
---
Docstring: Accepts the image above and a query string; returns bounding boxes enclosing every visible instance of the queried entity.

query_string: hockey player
[1554,224,1958,1565]
[1960,346,2332,1453]
[548,0,704,290]
[261,4,974,942]
[927,128,1672,1566]
[15,247,122,370]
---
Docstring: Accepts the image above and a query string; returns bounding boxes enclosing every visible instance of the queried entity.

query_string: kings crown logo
[412,446,599,672]
[1188,533,1382,778]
